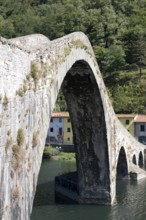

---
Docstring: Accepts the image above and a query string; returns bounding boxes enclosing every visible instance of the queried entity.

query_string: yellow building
[63,116,73,145]
[117,114,135,136]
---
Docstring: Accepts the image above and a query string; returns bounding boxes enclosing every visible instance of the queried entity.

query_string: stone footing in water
[55,172,78,204]
[130,164,146,181]
[55,172,111,205]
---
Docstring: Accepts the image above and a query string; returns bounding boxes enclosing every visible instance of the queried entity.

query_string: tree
[132,35,146,79]
[123,30,146,79]
[94,44,126,75]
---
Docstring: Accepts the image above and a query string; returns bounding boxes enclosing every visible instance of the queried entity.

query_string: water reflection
[31,160,146,220]
[109,180,146,220]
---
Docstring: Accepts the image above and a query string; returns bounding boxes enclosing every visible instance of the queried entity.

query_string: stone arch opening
[116,147,128,179]
[138,151,143,168]
[60,60,110,204]
[33,60,111,206]
[132,154,136,165]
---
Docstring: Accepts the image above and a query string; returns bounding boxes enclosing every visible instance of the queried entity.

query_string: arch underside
[132,155,137,165]
[138,152,144,168]
[116,147,128,179]
[61,60,111,204]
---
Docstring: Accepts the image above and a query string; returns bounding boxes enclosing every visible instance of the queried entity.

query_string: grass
[44,145,75,161]
[54,152,75,161]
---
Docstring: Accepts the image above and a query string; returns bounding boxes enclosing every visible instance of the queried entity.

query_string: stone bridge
[0,32,146,220]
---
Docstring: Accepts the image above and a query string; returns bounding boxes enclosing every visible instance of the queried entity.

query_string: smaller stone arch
[138,151,144,168]
[132,154,137,165]
[116,147,128,179]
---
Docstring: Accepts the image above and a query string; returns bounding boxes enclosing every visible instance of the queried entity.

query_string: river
[31,159,146,220]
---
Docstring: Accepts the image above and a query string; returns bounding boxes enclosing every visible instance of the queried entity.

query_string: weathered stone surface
[0,32,146,219]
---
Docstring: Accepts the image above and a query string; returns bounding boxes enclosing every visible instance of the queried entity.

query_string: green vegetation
[55,152,76,161]
[3,94,8,109]
[44,145,75,161]
[1,0,146,75]
[31,62,39,81]
[31,62,39,89]
[1,0,146,113]
[55,69,146,114]
[12,144,20,157]
[105,69,146,113]
[12,144,24,171]
[64,47,71,57]
[17,128,24,146]
[16,87,24,97]
[44,145,59,157]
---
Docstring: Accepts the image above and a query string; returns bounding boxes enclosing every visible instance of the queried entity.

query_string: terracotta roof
[51,112,69,118]
[51,112,146,122]
[134,115,146,123]
[116,114,136,118]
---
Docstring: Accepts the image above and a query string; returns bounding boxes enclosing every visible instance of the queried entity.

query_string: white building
[46,112,65,145]
[134,115,146,145]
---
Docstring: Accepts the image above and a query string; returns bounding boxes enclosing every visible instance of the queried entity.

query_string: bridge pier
[62,61,112,205]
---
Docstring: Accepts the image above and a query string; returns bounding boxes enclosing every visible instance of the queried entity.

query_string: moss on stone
[17,128,24,146]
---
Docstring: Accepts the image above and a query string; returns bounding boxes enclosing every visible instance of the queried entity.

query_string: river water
[31,160,146,220]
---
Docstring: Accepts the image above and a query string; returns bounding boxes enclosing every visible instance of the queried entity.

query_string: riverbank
[43,145,75,161]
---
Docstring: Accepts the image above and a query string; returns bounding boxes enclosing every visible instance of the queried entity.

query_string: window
[67,128,71,132]
[59,118,62,122]
[140,125,145,132]
[68,118,70,123]
[50,127,53,132]
[50,118,53,123]
[59,127,62,135]
[125,120,129,125]
[67,137,70,141]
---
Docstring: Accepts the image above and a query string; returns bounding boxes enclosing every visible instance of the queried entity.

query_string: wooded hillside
[1,0,146,113]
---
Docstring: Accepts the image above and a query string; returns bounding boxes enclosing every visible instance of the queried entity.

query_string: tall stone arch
[62,60,110,204]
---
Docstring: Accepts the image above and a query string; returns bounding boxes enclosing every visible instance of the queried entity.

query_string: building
[63,116,73,145]
[134,115,146,144]
[117,114,146,144]
[47,112,73,145]
[117,114,135,136]
[47,112,146,146]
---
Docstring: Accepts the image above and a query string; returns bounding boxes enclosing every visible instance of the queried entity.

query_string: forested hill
[1,0,146,113]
